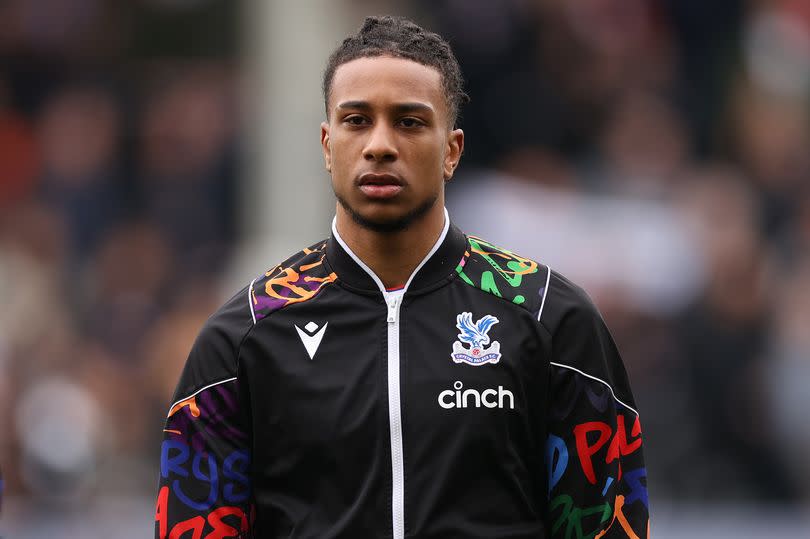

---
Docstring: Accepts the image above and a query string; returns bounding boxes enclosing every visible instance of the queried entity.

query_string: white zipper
[386,294,401,323]
[384,291,405,538]
[332,210,450,539]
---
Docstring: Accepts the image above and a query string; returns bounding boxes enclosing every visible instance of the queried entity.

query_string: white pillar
[234,0,352,287]
[234,1,415,290]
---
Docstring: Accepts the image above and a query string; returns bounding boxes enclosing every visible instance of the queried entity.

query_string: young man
[156,16,649,539]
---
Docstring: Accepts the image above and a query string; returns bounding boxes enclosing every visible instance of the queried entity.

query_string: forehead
[329,56,445,112]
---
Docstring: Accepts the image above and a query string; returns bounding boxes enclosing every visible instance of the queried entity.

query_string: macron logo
[295,321,328,360]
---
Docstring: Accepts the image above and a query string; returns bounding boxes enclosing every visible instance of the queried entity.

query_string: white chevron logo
[294,321,328,360]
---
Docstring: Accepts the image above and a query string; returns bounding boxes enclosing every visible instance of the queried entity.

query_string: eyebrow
[336,101,435,115]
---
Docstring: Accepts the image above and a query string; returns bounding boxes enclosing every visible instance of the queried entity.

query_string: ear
[320,121,331,172]
[443,128,464,181]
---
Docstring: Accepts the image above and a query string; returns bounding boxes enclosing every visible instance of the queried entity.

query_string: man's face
[321,56,463,233]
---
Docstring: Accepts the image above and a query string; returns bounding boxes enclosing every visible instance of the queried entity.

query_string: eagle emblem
[451,312,502,366]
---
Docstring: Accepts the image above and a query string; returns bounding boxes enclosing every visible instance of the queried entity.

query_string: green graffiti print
[456,237,538,305]
[549,495,613,539]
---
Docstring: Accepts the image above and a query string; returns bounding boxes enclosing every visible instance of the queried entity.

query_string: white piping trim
[166,377,237,418]
[403,208,450,291]
[331,207,450,295]
[549,362,639,417]
[332,221,385,292]
[536,265,552,322]
[248,277,258,325]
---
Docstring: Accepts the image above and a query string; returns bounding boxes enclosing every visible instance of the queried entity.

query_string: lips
[357,173,404,199]
[358,173,404,187]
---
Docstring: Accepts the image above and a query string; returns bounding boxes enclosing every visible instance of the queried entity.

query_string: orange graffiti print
[263,266,337,307]
[595,495,648,539]
[168,396,200,419]
[251,243,338,321]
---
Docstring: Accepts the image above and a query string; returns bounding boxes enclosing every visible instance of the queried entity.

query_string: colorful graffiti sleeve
[545,303,649,539]
[156,378,254,539]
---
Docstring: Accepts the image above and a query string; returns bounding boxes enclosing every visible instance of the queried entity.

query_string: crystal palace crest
[451,312,502,366]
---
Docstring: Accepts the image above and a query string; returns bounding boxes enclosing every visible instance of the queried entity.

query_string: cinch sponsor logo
[438,381,515,409]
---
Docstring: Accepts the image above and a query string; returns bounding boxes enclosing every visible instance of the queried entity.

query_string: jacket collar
[324,208,467,295]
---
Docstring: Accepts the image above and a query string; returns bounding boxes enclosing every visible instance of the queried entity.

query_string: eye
[398,117,424,128]
[343,115,368,126]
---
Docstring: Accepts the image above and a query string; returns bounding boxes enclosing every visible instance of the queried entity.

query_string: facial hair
[335,192,439,234]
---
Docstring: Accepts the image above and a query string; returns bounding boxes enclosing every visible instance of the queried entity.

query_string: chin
[338,194,438,234]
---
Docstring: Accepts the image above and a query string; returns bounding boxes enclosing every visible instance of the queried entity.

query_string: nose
[363,124,398,162]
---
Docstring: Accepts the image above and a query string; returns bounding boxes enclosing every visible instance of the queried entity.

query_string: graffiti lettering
[155,486,250,539]
[574,414,642,485]
[594,494,648,539]
[161,439,250,511]
[547,434,569,495]
[549,494,612,539]
[622,467,648,509]
[222,450,250,504]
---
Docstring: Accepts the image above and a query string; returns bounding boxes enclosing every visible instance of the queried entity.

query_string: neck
[334,203,447,290]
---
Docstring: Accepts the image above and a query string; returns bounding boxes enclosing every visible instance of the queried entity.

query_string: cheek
[327,139,352,173]
[414,139,446,170]
[331,133,366,162]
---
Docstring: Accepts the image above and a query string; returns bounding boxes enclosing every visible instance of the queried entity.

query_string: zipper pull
[386,296,400,323]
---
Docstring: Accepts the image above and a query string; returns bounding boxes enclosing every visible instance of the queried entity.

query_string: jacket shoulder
[455,235,551,317]
[170,283,254,405]
[171,239,337,403]
[538,269,603,334]
[453,234,602,335]
[250,238,337,323]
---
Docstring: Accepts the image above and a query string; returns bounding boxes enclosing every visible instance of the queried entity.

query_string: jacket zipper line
[384,291,404,538]
[331,210,450,539]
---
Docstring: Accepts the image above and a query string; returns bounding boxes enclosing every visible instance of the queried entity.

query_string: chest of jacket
[240,280,550,536]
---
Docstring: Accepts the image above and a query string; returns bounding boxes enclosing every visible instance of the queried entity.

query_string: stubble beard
[335,192,439,234]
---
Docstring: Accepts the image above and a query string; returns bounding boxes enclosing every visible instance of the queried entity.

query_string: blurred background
[1,0,809,537]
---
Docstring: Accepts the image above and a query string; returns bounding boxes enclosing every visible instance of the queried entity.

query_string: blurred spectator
[448,169,704,317]
[0,0,242,508]
[15,374,107,504]
[36,83,125,264]
[673,166,797,500]
[744,0,810,99]
[767,258,810,500]
[137,63,238,275]
[0,202,73,491]
[588,88,690,198]
[728,83,810,238]
[662,0,745,155]
[0,80,39,208]
[79,219,171,364]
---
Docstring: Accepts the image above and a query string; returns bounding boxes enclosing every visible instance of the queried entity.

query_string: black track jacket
[155,213,649,538]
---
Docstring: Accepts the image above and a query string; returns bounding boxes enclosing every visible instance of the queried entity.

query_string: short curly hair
[323,15,468,127]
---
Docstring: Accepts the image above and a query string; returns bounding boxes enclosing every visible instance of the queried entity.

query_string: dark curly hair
[323,15,468,127]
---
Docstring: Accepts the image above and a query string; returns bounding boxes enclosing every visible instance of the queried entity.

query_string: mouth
[357,173,405,199]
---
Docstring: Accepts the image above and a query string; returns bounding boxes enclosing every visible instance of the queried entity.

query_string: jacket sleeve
[155,298,255,539]
[543,278,649,538]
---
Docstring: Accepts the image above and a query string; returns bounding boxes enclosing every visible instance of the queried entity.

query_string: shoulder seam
[248,277,258,325]
[536,264,552,322]
[166,377,238,418]
[549,361,639,416]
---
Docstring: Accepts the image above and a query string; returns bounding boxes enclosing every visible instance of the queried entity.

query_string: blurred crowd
[0,0,240,504]
[435,0,810,504]
[1,0,810,514]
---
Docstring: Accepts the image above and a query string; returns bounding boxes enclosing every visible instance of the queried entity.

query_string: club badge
[451,312,501,366]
